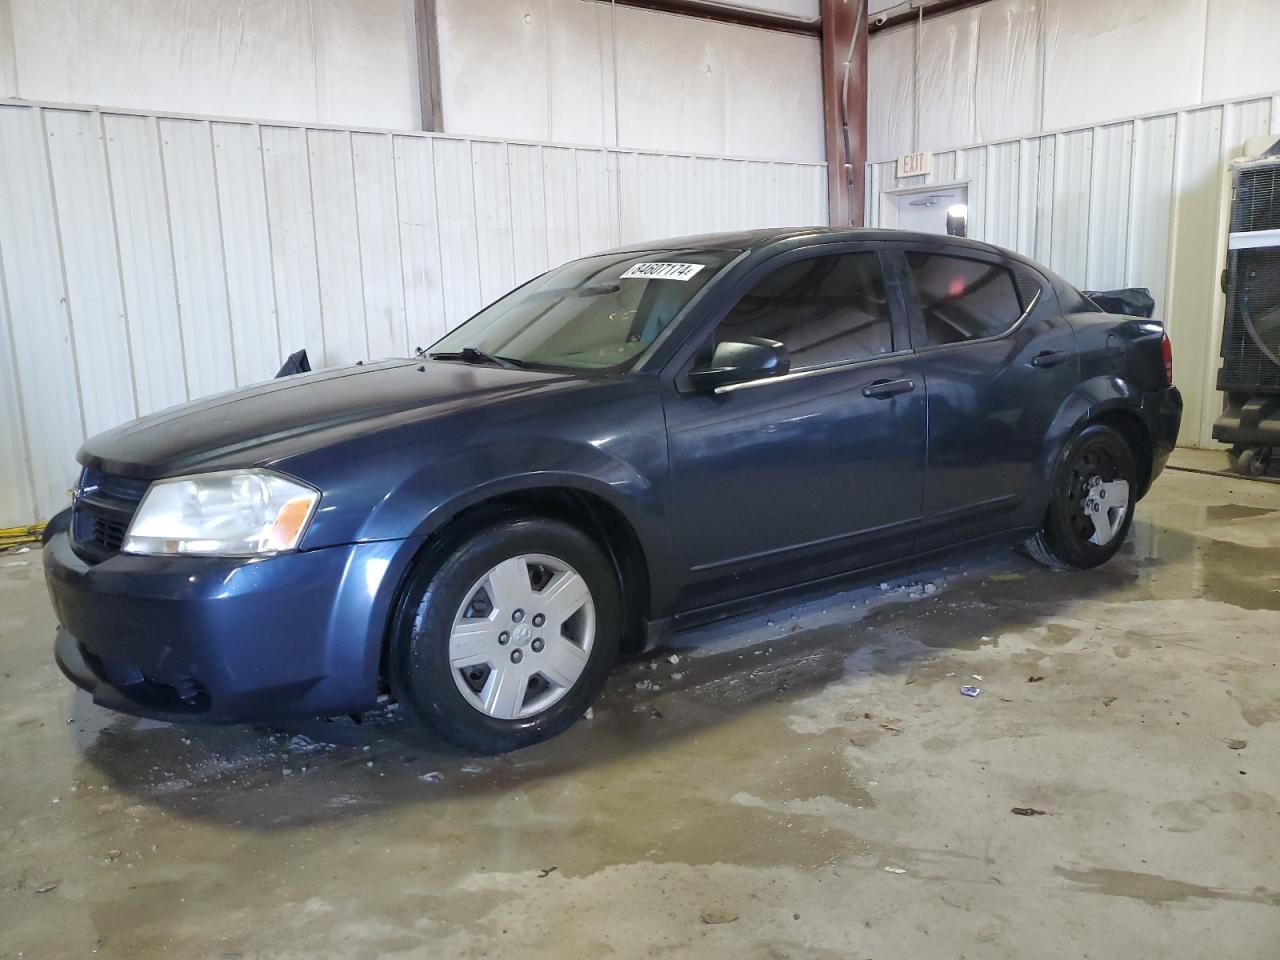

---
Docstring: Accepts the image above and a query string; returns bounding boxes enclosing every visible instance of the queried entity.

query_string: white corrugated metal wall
[865,94,1280,451]
[0,98,828,528]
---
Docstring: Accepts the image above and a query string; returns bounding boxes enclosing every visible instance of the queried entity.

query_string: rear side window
[905,252,1025,345]
[714,252,894,369]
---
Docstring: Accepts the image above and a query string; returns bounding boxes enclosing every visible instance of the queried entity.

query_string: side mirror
[687,337,790,391]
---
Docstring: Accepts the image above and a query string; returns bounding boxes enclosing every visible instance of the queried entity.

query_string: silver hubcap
[448,553,595,720]
[1082,475,1130,546]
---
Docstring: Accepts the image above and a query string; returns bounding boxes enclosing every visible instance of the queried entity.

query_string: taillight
[1161,332,1173,386]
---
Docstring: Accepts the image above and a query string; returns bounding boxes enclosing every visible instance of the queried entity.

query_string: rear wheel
[1025,424,1137,570]
[392,516,621,753]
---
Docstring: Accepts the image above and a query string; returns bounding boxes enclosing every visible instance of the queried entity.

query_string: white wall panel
[437,0,823,164]
[916,9,979,155]
[352,132,409,360]
[158,117,238,396]
[0,99,826,527]
[0,105,84,518]
[308,129,368,365]
[865,94,1278,450]
[392,135,447,351]
[43,108,138,435]
[261,124,327,364]
[869,0,1280,163]
[6,0,418,130]
[212,122,281,386]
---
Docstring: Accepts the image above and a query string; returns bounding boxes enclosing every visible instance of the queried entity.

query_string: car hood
[79,359,577,478]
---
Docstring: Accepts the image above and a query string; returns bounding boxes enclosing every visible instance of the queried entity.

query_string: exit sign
[897,151,933,178]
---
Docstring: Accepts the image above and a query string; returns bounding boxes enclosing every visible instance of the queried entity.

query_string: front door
[662,246,927,612]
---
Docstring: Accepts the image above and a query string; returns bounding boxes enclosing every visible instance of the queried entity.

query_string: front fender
[1015,376,1144,527]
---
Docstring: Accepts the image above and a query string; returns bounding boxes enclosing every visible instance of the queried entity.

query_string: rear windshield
[431,249,739,373]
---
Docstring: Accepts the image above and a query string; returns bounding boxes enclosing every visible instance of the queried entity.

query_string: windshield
[430,249,739,373]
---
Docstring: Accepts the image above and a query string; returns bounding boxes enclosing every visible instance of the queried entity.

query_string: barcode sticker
[619,261,706,281]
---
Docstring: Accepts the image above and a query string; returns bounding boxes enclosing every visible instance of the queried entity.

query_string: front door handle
[1030,350,1070,368]
[862,378,915,400]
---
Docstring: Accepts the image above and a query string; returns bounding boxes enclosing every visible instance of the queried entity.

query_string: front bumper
[44,525,409,723]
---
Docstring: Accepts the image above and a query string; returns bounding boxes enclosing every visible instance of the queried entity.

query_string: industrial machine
[1214,137,1280,476]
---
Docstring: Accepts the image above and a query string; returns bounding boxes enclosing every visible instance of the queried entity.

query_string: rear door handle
[1030,350,1070,368]
[862,378,915,400]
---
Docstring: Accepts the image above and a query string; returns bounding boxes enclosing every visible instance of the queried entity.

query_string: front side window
[430,249,738,373]
[712,252,895,369]
[905,252,1024,345]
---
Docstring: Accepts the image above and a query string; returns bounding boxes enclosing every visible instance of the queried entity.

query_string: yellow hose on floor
[0,523,45,549]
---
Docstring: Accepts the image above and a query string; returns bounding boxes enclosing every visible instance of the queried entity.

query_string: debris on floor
[700,909,739,925]
[883,866,907,874]
[1028,675,1044,683]
[1011,807,1048,816]
[1102,696,1117,707]
[1226,738,1248,750]
[879,721,902,733]
[960,685,982,697]
[538,866,557,878]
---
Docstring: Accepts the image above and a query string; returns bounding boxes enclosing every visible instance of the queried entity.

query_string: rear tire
[1024,424,1137,570]
[392,516,621,753]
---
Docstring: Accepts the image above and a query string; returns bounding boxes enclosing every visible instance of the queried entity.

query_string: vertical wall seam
[0,178,41,518]
[206,119,241,386]
[38,106,89,442]
[301,127,330,362]
[387,131,412,355]
[255,123,286,364]
[153,116,193,401]
[347,129,372,359]
[96,109,141,418]
[426,136,449,329]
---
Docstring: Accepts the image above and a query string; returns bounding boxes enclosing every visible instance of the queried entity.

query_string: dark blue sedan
[44,228,1182,751]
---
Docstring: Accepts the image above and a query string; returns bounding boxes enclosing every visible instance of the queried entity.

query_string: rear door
[890,243,1079,549]
[661,243,926,611]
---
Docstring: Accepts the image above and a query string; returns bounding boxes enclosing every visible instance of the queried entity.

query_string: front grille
[72,467,149,563]
[1231,162,1280,234]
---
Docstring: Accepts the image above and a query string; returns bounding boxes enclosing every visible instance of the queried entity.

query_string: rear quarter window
[905,252,1026,345]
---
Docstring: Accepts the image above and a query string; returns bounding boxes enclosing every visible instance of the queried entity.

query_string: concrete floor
[2,462,1278,959]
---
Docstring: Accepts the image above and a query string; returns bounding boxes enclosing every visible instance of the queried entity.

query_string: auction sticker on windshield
[620,262,706,281]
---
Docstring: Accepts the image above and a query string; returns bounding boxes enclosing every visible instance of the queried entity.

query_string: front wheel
[392,516,621,753]
[1024,424,1137,570]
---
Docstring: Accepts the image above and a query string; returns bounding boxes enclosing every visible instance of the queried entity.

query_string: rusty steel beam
[586,0,819,36]
[869,0,991,34]
[820,0,867,226]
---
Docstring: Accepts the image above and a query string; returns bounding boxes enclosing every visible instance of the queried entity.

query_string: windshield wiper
[427,346,527,369]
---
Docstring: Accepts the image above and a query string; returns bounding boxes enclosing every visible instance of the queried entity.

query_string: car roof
[600,226,1029,262]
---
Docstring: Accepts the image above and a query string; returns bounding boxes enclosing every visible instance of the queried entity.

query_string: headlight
[122,470,320,557]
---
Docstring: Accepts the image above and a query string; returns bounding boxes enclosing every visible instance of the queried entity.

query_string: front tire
[1025,424,1137,570]
[392,516,621,753]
